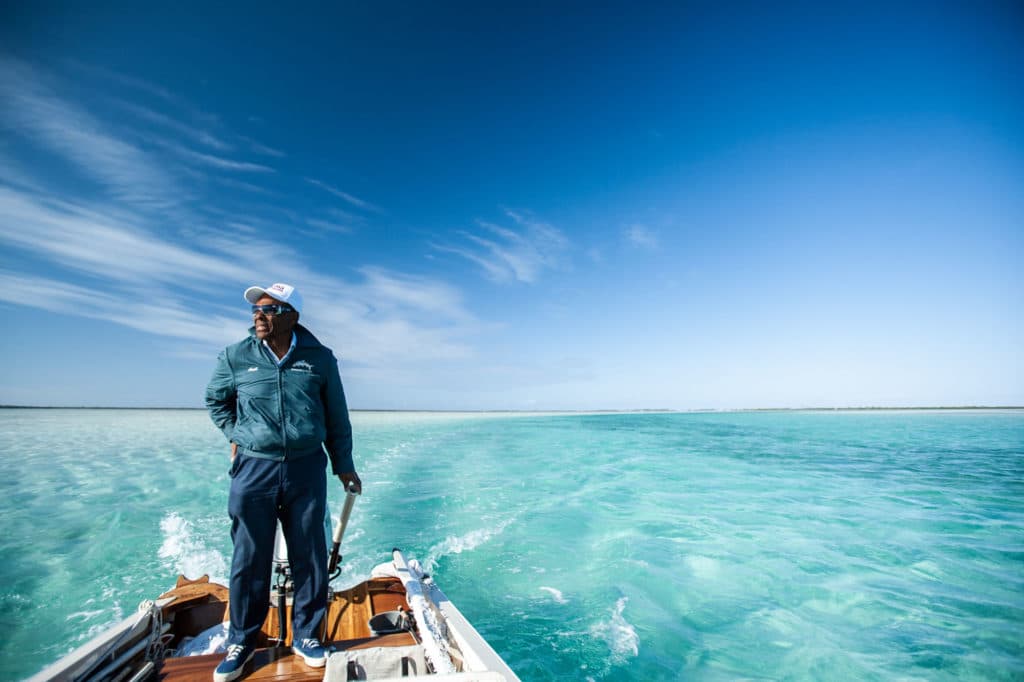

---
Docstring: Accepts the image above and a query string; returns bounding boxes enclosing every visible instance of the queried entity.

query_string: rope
[139,600,166,663]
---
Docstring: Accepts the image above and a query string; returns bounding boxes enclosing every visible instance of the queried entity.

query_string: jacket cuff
[330,452,355,475]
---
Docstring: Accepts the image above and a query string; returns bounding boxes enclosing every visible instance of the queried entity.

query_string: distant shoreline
[1,405,1021,413]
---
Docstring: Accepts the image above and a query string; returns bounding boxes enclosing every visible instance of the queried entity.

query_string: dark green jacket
[205,324,354,475]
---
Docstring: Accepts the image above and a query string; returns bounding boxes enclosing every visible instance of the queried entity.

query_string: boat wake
[158,512,229,584]
[539,586,569,604]
[423,517,515,572]
[589,597,639,663]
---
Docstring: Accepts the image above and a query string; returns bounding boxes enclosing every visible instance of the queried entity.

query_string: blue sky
[1,2,1021,409]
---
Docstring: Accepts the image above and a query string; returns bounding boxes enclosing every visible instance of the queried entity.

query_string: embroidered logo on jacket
[247,367,259,372]
[291,360,314,373]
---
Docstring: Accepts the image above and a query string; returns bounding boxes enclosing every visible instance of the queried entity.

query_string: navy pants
[227,453,328,647]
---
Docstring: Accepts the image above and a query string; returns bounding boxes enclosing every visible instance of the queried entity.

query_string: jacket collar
[247,323,323,348]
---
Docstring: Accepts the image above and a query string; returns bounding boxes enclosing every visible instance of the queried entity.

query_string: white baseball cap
[244,282,303,313]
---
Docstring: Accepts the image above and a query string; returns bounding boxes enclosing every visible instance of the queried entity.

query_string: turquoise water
[1,409,1022,680]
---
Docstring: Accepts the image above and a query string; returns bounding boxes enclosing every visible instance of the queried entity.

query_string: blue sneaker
[213,644,254,682]
[292,638,327,667]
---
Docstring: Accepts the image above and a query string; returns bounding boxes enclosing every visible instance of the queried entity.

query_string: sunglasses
[251,304,295,316]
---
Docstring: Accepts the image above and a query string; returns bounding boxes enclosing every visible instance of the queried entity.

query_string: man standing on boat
[205,282,361,682]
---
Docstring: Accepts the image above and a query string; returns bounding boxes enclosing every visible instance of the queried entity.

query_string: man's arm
[205,349,238,445]
[323,352,359,492]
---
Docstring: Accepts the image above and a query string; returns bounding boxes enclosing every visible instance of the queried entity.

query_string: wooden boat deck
[159,577,415,682]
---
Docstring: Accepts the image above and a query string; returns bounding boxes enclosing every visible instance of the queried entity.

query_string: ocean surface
[1,408,1022,680]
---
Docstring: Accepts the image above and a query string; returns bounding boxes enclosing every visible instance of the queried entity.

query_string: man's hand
[230,442,238,460]
[338,471,362,494]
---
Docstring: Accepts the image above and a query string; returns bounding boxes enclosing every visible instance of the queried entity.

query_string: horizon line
[1,405,1022,413]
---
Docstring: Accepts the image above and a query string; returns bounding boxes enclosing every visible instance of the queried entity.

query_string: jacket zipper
[277,361,288,456]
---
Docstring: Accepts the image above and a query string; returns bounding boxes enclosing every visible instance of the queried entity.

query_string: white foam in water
[423,518,513,572]
[685,554,720,579]
[909,559,943,581]
[590,597,639,663]
[159,512,229,584]
[77,587,124,642]
[539,586,568,604]
[65,608,107,622]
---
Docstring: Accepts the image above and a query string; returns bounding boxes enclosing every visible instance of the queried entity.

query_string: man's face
[253,294,297,341]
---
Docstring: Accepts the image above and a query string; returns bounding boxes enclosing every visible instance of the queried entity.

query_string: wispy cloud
[0,184,474,367]
[212,176,278,196]
[0,148,51,196]
[325,206,364,224]
[96,65,285,161]
[0,57,184,211]
[114,99,233,152]
[66,60,187,109]
[306,178,383,213]
[357,267,469,321]
[239,135,286,158]
[0,186,252,286]
[224,221,261,235]
[305,218,353,235]
[435,208,569,283]
[2,57,282,231]
[161,141,275,173]
[308,267,477,365]
[0,58,475,377]
[625,224,659,249]
[0,270,243,347]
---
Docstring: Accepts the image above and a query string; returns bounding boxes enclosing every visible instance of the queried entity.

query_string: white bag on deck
[176,622,229,656]
[325,645,427,680]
